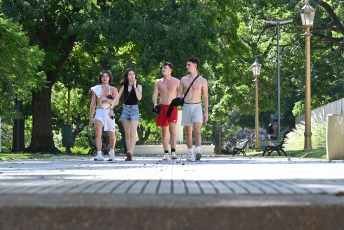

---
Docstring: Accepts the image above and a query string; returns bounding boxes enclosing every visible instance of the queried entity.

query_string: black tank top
[123,85,138,105]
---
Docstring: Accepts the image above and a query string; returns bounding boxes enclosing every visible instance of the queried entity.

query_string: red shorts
[156,105,178,126]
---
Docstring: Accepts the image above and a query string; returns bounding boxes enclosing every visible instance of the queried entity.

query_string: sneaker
[108,152,115,161]
[187,152,195,162]
[94,153,104,161]
[171,152,177,160]
[162,153,170,161]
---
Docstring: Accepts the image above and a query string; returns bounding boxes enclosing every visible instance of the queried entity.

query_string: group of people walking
[89,57,208,162]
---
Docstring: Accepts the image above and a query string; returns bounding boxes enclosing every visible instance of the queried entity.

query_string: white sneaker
[108,152,115,161]
[162,153,170,161]
[187,152,195,162]
[94,153,104,161]
[171,152,177,160]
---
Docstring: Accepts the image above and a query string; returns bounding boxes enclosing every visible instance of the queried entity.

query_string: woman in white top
[90,70,118,161]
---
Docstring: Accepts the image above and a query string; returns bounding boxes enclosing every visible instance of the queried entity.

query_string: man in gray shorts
[177,57,208,161]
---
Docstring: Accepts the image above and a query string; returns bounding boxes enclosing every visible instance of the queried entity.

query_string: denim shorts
[119,104,140,121]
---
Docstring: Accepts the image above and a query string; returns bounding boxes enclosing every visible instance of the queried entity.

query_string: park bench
[262,131,290,156]
[231,139,250,156]
[85,135,110,155]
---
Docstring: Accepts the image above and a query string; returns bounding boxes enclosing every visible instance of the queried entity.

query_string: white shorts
[94,109,116,132]
[181,103,203,126]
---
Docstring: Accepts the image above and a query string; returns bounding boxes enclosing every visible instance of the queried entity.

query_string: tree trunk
[27,87,58,153]
[218,121,222,154]
[137,124,151,145]
[212,121,220,154]
[72,124,87,146]
[12,98,25,152]
[12,119,25,152]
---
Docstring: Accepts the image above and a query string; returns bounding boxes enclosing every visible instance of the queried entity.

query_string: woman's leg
[122,120,131,152]
[128,120,139,154]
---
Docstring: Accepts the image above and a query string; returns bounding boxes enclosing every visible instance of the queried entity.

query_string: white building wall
[296,98,344,124]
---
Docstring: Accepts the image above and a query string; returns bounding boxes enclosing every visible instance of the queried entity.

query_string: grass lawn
[0,147,90,161]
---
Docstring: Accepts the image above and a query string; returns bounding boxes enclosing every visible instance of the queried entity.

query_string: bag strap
[184,75,199,99]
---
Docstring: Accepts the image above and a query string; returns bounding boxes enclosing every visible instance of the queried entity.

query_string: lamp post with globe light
[300,0,316,151]
[252,59,262,151]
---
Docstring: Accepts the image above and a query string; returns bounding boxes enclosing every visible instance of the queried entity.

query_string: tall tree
[0,15,45,118]
[1,0,97,152]
[212,0,344,122]
[0,15,45,152]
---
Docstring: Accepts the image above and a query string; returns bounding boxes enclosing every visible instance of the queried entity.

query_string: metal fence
[296,98,344,125]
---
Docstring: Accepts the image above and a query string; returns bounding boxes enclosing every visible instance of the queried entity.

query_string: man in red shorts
[152,62,180,160]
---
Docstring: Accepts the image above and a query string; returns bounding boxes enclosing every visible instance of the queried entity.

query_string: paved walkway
[1,155,344,195]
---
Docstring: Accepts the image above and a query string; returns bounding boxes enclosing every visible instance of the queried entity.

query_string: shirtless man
[177,57,208,161]
[152,62,180,160]
[90,70,118,161]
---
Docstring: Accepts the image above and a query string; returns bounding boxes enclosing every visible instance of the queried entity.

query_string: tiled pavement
[1,155,344,195]
[2,156,344,230]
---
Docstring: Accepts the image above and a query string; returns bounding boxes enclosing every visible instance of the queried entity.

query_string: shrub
[285,118,326,150]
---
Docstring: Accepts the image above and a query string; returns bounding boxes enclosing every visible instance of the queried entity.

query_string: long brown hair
[98,70,113,84]
[119,68,136,89]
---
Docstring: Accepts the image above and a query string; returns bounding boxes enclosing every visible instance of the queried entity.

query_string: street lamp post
[264,19,292,136]
[300,0,315,151]
[252,59,262,151]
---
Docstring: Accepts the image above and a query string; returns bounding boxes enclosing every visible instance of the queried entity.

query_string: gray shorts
[120,104,140,121]
[181,103,203,126]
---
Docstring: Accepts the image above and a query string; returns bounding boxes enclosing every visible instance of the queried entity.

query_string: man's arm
[176,79,180,96]
[177,78,184,98]
[152,80,159,107]
[89,92,97,127]
[110,87,118,108]
[202,79,209,123]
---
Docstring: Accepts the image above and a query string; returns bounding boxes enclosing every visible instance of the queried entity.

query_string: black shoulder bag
[116,86,133,116]
[181,75,199,106]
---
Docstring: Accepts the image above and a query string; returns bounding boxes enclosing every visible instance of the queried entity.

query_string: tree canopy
[1,0,344,153]
[0,15,45,118]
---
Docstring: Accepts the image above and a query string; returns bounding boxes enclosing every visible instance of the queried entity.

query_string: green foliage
[51,82,90,129]
[212,0,344,125]
[0,15,45,118]
[292,101,305,116]
[0,120,12,152]
[2,0,344,152]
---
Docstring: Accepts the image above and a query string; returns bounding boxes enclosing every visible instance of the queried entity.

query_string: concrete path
[1,156,344,195]
[1,155,344,230]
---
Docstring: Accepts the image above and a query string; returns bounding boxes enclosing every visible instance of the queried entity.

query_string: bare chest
[184,80,202,92]
[159,81,177,92]
[101,87,111,96]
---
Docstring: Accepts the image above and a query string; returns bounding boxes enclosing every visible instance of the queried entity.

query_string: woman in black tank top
[113,68,142,161]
